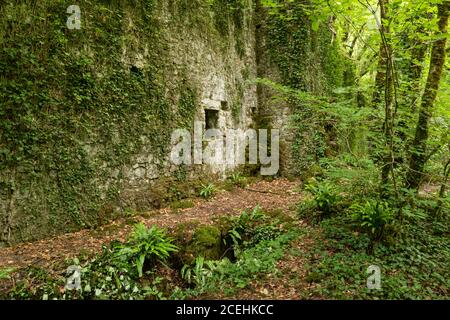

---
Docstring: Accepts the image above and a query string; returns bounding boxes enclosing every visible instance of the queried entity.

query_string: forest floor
[1,177,447,300]
[0,178,317,299]
[0,179,300,270]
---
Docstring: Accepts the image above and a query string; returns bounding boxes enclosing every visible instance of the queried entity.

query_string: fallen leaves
[0,178,302,274]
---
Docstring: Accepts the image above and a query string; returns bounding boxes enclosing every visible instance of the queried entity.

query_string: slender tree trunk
[372,0,395,190]
[408,43,428,112]
[380,56,394,189]
[400,12,430,112]
[372,0,390,108]
[406,1,450,190]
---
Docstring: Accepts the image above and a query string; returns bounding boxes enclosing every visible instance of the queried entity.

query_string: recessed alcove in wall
[221,101,229,110]
[205,109,219,130]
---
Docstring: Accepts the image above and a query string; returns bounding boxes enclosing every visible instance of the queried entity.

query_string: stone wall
[0,0,347,244]
[0,0,258,244]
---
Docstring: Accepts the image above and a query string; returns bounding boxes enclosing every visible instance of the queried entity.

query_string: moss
[173,224,224,265]
[193,226,221,247]
[303,163,325,180]
[188,225,225,261]
[170,199,195,211]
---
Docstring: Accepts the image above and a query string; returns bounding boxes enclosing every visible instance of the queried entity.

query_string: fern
[117,224,178,277]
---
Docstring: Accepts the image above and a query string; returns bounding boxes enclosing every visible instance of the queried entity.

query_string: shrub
[301,180,342,221]
[199,183,217,199]
[351,200,394,254]
[116,224,178,277]
[228,172,248,188]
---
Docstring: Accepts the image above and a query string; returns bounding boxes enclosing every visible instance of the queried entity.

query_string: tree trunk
[372,0,390,108]
[406,1,450,190]
[373,0,395,191]
[407,43,428,112]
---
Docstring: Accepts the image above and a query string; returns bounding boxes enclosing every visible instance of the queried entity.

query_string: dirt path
[0,179,302,270]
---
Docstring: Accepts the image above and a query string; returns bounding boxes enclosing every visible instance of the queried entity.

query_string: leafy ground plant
[351,200,394,254]
[199,183,217,200]
[300,180,342,222]
[0,268,14,280]
[181,256,218,290]
[116,223,178,277]
[229,172,248,188]
[303,215,449,300]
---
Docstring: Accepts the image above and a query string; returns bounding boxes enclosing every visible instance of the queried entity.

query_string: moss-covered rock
[188,226,223,261]
[172,224,225,265]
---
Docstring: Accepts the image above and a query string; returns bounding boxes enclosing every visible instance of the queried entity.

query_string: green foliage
[262,0,348,93]
[172,206,296,298]
[211,230,298,293]
[351,200,394,253]
[306,181,341,215]
[228,172,248,188]
[6,253,146,300]
[74,252,145,300]
[319,155,379,200]
[116,224,178,278]
[7,224,179,300]
[170,199,195,211]
[351,201,393,237]
[249,224,282,247]
[304,215,449,299]
[300,180,342,222]
[0,0,257,243]
[208,0,245,35]
[177,87,197,129]
[0,268,15,280]
[199,183,217,200]
[7,266,62,300]
[174,228,298,298]
[224,206,266,249]
[0,0,201,243]
[181,256,218,290]
[257,0,352,177]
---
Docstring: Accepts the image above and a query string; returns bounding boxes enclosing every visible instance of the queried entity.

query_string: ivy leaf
[312,19,320,32]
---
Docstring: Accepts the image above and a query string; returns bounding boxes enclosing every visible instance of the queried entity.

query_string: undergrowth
[0,207,297,300]
[298,154,450,299]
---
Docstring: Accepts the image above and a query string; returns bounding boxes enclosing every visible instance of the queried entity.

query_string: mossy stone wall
[0,0,257,244]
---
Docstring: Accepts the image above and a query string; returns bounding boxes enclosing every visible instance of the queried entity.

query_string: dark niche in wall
[205,109,219,130]
[221,101,229,110]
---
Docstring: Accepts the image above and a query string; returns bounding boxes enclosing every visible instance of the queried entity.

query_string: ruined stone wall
[254,0,348,177]
[0,0,258,244]
[0,0,348,244]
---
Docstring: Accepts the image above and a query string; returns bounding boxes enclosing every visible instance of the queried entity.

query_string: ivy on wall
[0,0,202,243]
[260,0,351,176]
